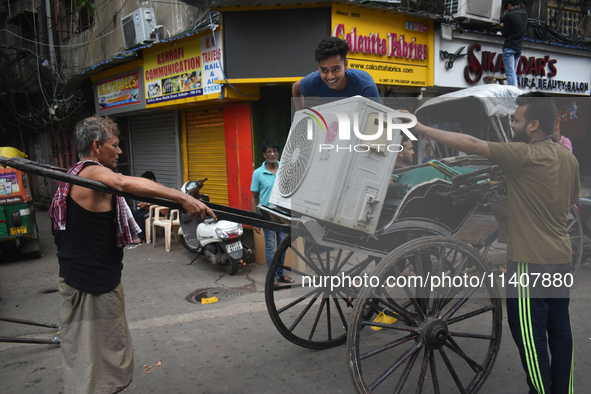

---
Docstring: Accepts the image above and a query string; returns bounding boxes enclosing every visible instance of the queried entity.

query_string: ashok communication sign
[331,4,434,87]
[143,30,223,107]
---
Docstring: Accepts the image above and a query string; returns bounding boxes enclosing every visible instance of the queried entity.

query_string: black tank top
[54,196,124,294]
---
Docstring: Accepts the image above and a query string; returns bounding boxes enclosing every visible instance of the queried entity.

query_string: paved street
[1,210,591,393]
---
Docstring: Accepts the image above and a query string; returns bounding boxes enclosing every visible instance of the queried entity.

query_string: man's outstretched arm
[292,80,305,111]
[413,122,491,158]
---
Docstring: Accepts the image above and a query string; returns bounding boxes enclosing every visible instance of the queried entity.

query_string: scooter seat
[181,212,205,226]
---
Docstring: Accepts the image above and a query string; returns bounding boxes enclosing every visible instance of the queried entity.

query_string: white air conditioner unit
[444,0,503,24]
[121,8,157,49]
[269,96,405,235]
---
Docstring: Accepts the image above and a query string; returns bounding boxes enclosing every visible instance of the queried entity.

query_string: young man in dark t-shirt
[292,37,380,109]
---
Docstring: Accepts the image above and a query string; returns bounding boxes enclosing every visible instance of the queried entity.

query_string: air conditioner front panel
[122,15,136,49]
[444,0,502,23]
[277,117,316,197]
[270,96,402,234]
[122,8,156,49]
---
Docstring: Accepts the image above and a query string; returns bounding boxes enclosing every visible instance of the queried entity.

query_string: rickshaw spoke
[429,349,441,394]
[446,305,495,325]
[390,263,427,321]
[287,296,319,332]
[412,250,431,313]
[332,297,349,331]
[437,255,481,314]
[325,296,332,341]
[321,247,336,272]
[441,285,480,321]
[333,249,355,274]
[361,318,420,334]
[288,246,324,277]
[369,292,419,326]
[359,334,417,360]
[393,349,420,394]
[277,288,323,314]
[302,250,326,277]
[449,331,495,340]
[308,298,327,341]
[439,255,473,310]
[438,347,467,393]
[445,336,484,373]
[416,348,431,394]
[333,287,358,300]
[368,341,423,391]
[279,265,309,279]
[311,248,329,273]
[431,248,447,314]
[342,255,377,278]
[439,247,461,276]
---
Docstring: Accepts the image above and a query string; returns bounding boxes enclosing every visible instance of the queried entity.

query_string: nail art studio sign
[331,4,434,87]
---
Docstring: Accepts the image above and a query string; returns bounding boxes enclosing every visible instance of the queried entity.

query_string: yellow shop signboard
[331,4,434,87]
[143,30,223,107]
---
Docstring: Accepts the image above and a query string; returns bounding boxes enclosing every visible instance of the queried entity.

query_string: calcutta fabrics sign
[331,4,434,87]
[143,30,223,107]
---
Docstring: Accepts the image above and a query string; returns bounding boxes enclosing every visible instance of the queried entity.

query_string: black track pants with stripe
[506,261,574,394]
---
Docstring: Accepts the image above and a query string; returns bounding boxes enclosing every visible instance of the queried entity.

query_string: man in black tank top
[49,115,216,394]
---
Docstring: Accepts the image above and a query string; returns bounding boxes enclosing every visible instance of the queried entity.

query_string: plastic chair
[152,207,180,252]
[144,205,162,244]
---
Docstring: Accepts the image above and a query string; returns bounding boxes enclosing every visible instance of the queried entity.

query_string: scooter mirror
[185,181,199,197]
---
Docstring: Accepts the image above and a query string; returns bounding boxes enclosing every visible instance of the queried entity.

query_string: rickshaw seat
[398,166,476,187]
[378,183,411,229]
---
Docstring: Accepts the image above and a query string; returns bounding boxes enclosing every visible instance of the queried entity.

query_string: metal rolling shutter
[129,112,181,189]
[186,108,229,205]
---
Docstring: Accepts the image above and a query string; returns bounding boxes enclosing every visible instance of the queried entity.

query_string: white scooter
[178,179,245,275]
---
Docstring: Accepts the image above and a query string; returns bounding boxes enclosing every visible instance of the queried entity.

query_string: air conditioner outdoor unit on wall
[121,8,157,49]
[444,0,503,24]
[269,96,404,235]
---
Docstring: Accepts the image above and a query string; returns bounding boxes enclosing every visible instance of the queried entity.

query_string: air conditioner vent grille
[277,118,316,197]
[122,15,136,48]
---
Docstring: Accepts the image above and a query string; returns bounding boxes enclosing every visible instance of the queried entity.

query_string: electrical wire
[528,18,591,47]
[31,0,52,111]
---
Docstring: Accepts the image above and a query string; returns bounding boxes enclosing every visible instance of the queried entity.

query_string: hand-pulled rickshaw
[0,85,582,393]
[255,85,583,393]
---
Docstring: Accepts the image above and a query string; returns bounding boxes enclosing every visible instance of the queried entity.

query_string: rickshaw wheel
[568,204,584,274]
[348,237,502,394]
[265,235,380,350]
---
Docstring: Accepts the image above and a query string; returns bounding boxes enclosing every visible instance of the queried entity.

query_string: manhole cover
[186,287,240,304]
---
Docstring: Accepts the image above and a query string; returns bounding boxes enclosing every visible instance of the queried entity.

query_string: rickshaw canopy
[415,85,522,119]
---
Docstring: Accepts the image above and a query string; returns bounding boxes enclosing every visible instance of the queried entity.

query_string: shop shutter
[186,108,229,205]
[129,112,181,189]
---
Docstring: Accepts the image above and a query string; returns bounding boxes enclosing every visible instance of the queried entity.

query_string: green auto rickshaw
[0,147,41,258]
